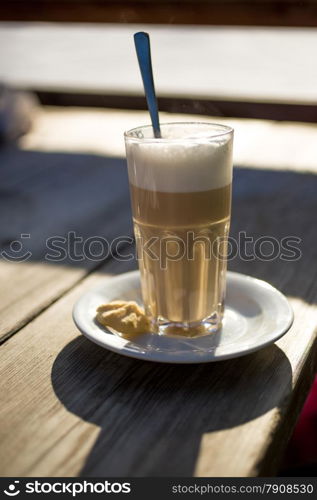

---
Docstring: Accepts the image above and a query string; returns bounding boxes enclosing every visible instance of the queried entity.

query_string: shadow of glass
[51,336,292,476]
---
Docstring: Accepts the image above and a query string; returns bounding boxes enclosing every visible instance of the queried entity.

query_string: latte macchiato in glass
[125,123,233,337]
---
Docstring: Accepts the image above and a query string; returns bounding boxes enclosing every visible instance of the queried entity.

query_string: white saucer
[73,271,293,364]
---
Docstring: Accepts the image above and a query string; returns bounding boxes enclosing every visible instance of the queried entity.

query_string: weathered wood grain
[0,166,316,477]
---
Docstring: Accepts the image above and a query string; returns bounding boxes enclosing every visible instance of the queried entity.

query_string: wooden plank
[2,25,317,108]
[0,166,316,477]
[35,91,317,123]
[1,1,317,27]
[0,148,132,342]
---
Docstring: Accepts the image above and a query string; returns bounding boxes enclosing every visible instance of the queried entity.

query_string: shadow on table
[52,336,292,476]
[0,148,132,267]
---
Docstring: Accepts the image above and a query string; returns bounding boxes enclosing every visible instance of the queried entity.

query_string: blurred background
[0,0,316,477]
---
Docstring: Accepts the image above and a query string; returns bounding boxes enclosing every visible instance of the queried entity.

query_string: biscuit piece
[96,301,150,336]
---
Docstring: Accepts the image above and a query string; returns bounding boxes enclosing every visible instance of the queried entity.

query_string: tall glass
[124,122,233,337]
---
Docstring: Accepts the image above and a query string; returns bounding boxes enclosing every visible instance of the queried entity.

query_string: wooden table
[0,107,316,477]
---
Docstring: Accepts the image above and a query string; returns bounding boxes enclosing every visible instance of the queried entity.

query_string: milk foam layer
[126,135,233,193]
